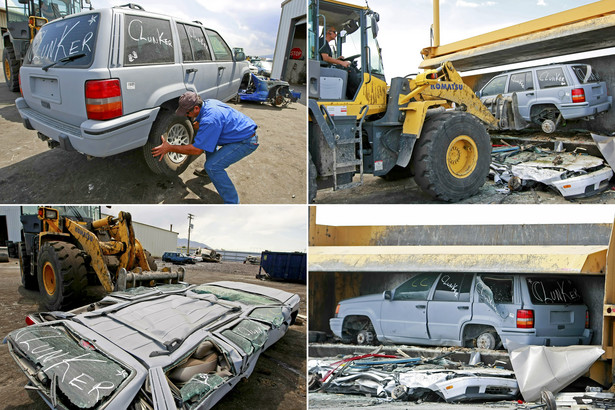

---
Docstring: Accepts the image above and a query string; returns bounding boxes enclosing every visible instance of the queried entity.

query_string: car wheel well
[462,324,498,346]
[530,104,560,124]
[342,315,377,344]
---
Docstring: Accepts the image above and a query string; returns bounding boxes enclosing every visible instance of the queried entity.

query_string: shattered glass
[249,307,285,327]
[475,276,511,319]
[221,320,269,354]
[180,373,225,404]
[192,285,278,306]
[8,326,129,409]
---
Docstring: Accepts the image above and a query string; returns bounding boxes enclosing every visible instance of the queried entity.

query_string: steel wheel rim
[4,58,11,80]
[166,123,190,164]
[447,135,478,178]
[476,333,493,349]
[42,262,56,295]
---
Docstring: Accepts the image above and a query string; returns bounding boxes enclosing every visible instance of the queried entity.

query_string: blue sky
[103,205,307,252]
[92,0,284,57]
[341,0,599,79]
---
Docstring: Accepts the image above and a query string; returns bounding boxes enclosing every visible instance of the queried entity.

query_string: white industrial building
[272,0,306,84]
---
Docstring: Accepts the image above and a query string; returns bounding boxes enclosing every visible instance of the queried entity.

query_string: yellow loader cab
[308,0,497,203]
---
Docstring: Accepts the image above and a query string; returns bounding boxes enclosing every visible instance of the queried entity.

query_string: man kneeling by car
[152,91,259,204]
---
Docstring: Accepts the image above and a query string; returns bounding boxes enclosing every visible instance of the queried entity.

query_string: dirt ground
[0,85,306,204]
[0,258,307,410]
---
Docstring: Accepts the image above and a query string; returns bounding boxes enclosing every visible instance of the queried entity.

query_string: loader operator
[319,27,350,68]
[151,91,258,204]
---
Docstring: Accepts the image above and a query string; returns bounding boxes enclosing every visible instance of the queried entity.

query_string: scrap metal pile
[308,352,518,403]
[490,143,613,198]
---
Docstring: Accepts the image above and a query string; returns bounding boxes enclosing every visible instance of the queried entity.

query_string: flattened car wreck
[3,281,300,409]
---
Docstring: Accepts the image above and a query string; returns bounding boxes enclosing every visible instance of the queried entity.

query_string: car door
[205,29,241,101]
[379,272,438,342]
[472,274,518,329]
[507,70,536,119]
[176,23,219,100]
[427,272,474,343]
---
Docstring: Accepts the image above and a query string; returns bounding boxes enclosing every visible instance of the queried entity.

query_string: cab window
[205,30,232,61]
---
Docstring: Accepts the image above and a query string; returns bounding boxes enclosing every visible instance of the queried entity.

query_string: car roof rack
[116,3,145,10]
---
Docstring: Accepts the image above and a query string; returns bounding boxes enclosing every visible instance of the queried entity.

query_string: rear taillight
[586,310,590,329]
[85,79,122,120]
[25,315,36,326]
[335,304,340,316]
[516,309,534,328]
[572,88,586,103]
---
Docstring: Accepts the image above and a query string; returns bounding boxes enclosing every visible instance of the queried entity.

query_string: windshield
[22,206,101,220]
[25,13,99,67]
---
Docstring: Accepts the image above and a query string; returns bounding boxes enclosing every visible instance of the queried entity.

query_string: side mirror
[475,90,482,98]
[384,290,392,300]
[18,0,28,4]
[235,51,246,61]
[371,15,379,38]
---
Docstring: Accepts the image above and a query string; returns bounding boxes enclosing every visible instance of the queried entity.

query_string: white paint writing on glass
[440,275,459,297]
[530,280,581,304]
[36,21,93,62]
[128,19,173,47]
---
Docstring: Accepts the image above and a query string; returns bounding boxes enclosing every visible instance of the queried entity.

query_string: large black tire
[308,153,317,203]
[142,110,197,177]
[19,242,38,290]
[3,46,20,92]
[37,242,88,310]
[412,111,491,202]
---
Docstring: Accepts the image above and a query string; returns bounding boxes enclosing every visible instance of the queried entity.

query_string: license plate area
[30,76,61,104]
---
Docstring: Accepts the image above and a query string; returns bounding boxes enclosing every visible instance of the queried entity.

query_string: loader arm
[64,218,115,292]
[400,61,499,130]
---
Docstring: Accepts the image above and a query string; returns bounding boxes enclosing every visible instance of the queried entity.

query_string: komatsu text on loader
[308,0,504,202]
[19,206,184,310]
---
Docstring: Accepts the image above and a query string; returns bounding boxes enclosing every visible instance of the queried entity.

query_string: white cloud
[537,0,547,5]
[456,0,479,7]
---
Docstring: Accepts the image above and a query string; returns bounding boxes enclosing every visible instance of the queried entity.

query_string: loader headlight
[38,208,58,220]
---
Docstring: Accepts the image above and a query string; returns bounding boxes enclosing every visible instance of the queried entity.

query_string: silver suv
[16,4,250,176]
[478,63,611,133]
[330,272,592,349]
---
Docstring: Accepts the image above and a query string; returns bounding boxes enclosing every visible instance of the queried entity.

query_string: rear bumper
[560,97,612,120]
[16,97,160,157]
[499,328,593,348]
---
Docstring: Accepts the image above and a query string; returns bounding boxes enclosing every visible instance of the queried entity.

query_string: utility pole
[187,213,195,254]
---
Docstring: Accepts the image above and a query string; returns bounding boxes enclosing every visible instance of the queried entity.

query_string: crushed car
[3,281,300,409]
[490,145,613,198]
[237,73,301,107]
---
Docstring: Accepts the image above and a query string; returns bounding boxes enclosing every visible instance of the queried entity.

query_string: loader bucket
[115,267,186,291]
[481,93,528,131]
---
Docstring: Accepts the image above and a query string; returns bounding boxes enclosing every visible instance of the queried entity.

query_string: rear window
[526,277,583,304]
[124,14,174,65]
[26,13,99,67]
[537,67,568,89]
[571,64,602,84]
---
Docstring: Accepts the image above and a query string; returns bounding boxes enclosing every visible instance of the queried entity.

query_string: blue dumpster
[257,251,306,282]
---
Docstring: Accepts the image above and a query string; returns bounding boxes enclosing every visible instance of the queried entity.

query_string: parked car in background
[162,251,193,265]
[179,253,197,264]
[5,281,300,409]
[331,272,592,349]
[15,4,250,177]
[252,59,273,77]
[477,63,612,133]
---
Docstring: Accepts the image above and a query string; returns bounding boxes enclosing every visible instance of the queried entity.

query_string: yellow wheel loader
[308,0,503,202]
[19,207,184,310]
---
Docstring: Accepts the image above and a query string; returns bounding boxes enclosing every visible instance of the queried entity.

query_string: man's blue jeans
[204,135,258,204]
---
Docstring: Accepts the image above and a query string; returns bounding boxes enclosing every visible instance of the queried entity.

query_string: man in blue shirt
[152,91,259,204]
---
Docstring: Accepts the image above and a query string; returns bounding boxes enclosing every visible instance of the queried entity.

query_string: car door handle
[218,67,225,71]
[526,92,534,96]
[416,305,426,309]
[457,306,469,310]
[186,68,198,74]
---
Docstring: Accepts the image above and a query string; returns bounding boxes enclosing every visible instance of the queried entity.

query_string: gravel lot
[0,86,307,204]
[0,258,307,410]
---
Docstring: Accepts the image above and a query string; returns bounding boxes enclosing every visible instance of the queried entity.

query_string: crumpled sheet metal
[591,133,615,171]
[508,344,604,402]
[309,358,518,403]
[491,150,612,198]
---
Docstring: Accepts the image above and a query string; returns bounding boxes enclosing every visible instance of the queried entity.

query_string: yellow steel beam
[309,245,608,275]
[421,0,615,61]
